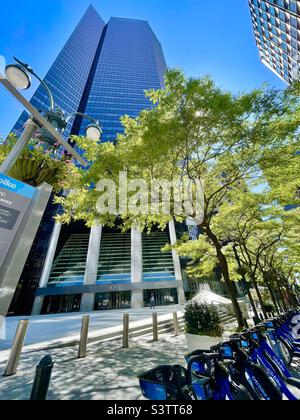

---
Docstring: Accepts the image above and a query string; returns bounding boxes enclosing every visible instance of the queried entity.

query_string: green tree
[57,70,300,328]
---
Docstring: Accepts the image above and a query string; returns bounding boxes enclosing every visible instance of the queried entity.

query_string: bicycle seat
[185,350,217,364]
[187,349,213,357]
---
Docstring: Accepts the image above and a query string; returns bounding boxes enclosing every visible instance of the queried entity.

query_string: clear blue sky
[0,0,285,137]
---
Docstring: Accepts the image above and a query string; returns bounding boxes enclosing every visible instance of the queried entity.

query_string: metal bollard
[173,312,179,337]
[123,314,130,349]
[30,355,54,401]
[3,320,29,377]
[153,312,159,342]
[78,316,90,359]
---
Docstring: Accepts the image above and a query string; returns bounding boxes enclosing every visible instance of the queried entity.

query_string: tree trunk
[275,278,288,311]
[252,276,267,318]
[267,283,280,314]
[247,286,259,319]
[283,288,293,307]
[232,245,259,319]
[282,278,297,307]
[263,275,280,314]
[203,225,244,329]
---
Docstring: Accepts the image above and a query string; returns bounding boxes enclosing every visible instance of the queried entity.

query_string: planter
[186,333,222,353]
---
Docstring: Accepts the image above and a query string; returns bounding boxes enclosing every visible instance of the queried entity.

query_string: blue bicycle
[138,309,300,401]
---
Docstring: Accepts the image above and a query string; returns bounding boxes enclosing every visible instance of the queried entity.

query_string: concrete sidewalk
[0,310,184,363]
[0,333,188,400]
[0,306,181,352]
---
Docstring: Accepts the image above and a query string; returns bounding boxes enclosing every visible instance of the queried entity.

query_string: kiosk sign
[0,173,35,268]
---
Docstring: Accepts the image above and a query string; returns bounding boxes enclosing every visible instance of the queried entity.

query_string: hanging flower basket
[1,134,81,194]
[9,155,63,188]
[5,137,75,191]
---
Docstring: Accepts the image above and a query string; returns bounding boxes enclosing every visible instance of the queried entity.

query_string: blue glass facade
[12,13,166,144]
[249,0,300,84]
[78,17,166,142]
[12,5,105,137]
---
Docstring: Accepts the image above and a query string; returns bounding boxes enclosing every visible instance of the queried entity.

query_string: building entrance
[144,288,178,307]
[41,294,82,314]
[94,292,131,311]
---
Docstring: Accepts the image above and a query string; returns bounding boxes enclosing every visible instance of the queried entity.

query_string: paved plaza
[0,306,187,400]
[0,332,187,401]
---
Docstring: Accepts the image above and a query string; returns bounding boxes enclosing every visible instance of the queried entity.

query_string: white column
[169,220,186,305]
[31,222,62,315]
[131,227,144,309]
[80,224,102,313]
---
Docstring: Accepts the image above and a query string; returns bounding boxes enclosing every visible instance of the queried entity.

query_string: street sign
[0,172,35,268]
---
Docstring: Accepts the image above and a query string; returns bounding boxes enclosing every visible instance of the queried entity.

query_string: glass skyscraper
[9,6,186,316]
[76,17,166,142]
[249,0,300,84]
[13,6,106,137]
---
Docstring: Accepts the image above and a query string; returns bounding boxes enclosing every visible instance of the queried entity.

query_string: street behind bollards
[123,314,130,349]
[30,355,54,401]
[3,320,29,377]
[78,315,90,359]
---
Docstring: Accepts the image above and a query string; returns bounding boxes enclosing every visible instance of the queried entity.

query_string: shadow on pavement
[0,334,187,400]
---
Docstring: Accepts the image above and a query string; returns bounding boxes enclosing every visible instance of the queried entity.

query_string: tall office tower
[75,17,166,142]
[249,0,300,84]
[12,5,106,136]
[8,6,186,316]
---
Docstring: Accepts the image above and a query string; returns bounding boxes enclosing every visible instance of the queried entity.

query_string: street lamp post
[0,57,102,174]
[0,119,39,174]
[0,57,102,317]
